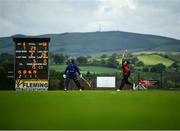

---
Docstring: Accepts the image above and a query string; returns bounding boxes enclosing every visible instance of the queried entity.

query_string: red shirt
[123,65,129,75]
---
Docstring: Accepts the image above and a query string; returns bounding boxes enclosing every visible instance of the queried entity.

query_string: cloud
[0,0,179,39]
[92,0,180,39]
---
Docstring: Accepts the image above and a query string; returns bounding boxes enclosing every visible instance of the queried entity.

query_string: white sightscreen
[97,76,116,88]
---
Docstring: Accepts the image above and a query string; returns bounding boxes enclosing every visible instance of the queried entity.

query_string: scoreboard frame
[13,37,50,91]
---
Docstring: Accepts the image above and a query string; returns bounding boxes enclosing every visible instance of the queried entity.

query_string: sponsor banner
[15,79,48,91]
[97,76,116,88]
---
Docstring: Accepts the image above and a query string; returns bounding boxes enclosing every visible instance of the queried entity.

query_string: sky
[0,0,180,39]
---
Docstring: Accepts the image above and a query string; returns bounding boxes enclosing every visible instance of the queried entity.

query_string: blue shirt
[64,64,81,76]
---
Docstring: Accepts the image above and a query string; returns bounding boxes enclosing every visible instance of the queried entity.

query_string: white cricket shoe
[64,88,67,91]
[79,89,82,91]
[133,83,136,90]
[117,89,121,92]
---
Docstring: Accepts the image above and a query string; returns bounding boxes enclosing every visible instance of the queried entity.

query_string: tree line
[50,53,179,73]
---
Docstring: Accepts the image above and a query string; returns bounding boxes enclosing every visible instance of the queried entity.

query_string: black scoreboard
[13,38,50,91]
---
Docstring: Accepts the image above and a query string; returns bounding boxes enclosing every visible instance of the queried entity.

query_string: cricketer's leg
[119,77,126,90]
[73,76,82,90]
[125,78,133,87]
[125,76,136,90]
[64,77,70,90]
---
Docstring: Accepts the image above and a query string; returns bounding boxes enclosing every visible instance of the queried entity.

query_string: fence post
[138,72,140,83]
[174,72,176,88]
[160,71,163,88]
[93,72,96,89]
[115,72,118,89]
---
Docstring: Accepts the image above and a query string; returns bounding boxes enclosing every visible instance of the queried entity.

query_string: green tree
[131,57,138,64]
[76,56,88,65]
[0,67,6,90]
[170,62,179,71]
[101,54,108,58]
[170,62,178,68]
[0,53,13,64]
[112,53,118,58]
[53,54,65,64]
[0,60,14,90]
[2,60,14,71]
[150,64,166,73]
[87,55,92,59]
[107,54,118,68]
[136,61,145,67]
[100,59,107,65]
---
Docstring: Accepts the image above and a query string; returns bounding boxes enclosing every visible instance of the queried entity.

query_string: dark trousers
[119,75,133,90]
[65,76,81,90]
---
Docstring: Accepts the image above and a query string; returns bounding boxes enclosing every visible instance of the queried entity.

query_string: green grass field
[50,64,118,74]
[0,90,180,130]
[137,54,173,66]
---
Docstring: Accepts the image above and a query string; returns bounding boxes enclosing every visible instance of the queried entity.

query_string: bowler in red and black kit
[119,59,133,90]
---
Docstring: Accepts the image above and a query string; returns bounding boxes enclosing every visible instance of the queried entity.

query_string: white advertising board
[97,76,116,88]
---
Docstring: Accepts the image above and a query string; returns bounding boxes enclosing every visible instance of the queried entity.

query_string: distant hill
[0,31,180,56]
